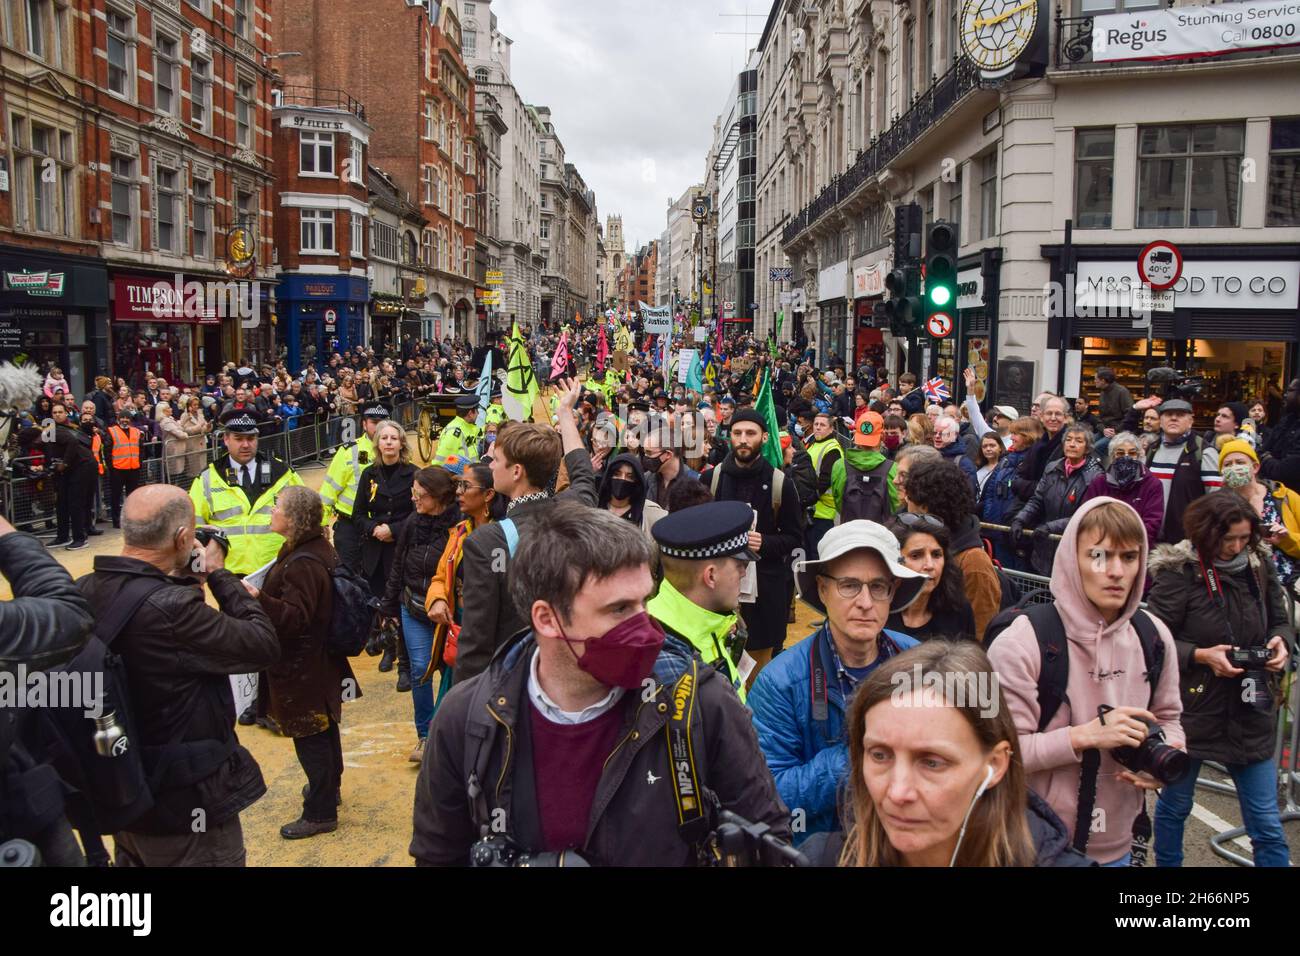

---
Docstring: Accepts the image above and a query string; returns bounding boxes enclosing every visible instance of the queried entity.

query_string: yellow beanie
[1218,438,1258,467]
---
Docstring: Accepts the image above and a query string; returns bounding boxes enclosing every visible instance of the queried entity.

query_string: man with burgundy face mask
[410,503,790,866]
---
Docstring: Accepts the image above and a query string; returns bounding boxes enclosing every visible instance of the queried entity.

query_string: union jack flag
[923,376,950,404]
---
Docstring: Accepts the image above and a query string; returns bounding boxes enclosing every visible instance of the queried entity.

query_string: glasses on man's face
[818,574,895,601]
[897,512,944,531]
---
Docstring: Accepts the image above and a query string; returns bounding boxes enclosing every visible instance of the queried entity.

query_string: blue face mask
[793,423,804,437]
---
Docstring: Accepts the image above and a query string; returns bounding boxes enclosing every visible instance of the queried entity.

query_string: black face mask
[642,453,664,474]
[609,477,638,501]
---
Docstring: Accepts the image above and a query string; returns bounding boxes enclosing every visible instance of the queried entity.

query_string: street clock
[960,0,1041,80]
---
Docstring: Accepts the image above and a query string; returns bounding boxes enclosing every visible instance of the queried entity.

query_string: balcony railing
[276,85,367,120]
[783,56,979,247]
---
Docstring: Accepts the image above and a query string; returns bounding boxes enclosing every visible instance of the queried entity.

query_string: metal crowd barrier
[1,399,422,530]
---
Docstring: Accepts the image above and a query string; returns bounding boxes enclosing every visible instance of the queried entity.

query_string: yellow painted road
[4,453,823,865]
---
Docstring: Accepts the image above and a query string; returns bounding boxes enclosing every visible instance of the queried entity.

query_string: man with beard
[705,409,804,686]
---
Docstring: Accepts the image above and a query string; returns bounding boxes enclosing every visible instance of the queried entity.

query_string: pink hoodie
[987,496,1185,864]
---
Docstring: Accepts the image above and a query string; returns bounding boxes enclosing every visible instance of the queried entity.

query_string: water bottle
[92,711,129,758]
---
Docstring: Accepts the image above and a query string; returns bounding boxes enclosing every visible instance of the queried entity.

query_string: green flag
[776,309,784,341]
[502,320,538,422]
[754,371,784,470]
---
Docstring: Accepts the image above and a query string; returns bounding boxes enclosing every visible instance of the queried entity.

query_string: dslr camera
[1228,646,1272,667]
[1230,646,1278,715]
[194,526,230,558]
[709,811,809,867]
[1100,706,1190,785]
[469,834,590,867]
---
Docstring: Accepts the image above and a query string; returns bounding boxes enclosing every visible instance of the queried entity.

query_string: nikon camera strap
[665,659,713,851]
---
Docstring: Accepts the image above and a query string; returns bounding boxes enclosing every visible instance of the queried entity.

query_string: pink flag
[550,330,570,380]
[596,325,609,372]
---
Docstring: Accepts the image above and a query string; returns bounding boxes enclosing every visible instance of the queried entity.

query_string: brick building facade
[1,0,277,392]
[273,0,478,346]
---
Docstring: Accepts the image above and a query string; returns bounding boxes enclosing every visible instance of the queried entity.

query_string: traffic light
[884,265,924,335]
[924,221,958,337]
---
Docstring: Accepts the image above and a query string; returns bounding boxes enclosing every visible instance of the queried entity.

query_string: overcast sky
[495,0,762,252]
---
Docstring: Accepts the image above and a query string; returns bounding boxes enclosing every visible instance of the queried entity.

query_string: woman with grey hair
[1079,431,1164,550]
[244,484,357,840]
[1010,423,1104,574]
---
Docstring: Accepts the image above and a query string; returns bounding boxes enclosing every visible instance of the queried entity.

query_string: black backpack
[984,602,1165,731]
[840,458,892,523]
[37,575,238,859]
[285,552,379,657]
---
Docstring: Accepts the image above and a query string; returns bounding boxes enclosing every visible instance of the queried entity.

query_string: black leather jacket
[78,557,279,834]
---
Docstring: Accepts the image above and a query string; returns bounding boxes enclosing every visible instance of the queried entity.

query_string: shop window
[236,77,254,148]
[191,55,211,132]
[107,7,133,99]
[193,177,213,258]
[1074,128,1114,229]
[299,131,334,176]
[155,165,180,254]
[111,153,135,246]
[978,152,998,239]
[1267,117,1300,227]
[1138,122,1243,228]
[300,209,335,253]
[154,30,179,116]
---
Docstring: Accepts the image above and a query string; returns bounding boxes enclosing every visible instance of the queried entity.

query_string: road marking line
[1191,802,1253,851]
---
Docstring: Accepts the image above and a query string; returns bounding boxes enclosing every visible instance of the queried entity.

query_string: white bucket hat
[794,520,929,614]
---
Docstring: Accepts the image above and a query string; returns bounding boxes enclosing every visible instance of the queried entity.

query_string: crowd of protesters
[2,316,1295,870]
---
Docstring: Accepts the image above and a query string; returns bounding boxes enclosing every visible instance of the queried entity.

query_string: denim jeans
[1154,757,1291,867]
[1099,852,1132,867]
[400,607,435,739]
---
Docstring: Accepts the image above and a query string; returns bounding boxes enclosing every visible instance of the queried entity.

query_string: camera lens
[1143,740,1190,785]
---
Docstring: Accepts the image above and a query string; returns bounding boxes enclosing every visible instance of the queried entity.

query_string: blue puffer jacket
[748,623,919,843]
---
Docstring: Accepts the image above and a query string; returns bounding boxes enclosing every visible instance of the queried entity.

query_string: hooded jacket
[986,497,1185,865]
[1145,540,1294,764]
[410,632,789,865]
[939,439,980,495]
[597,452,668,534]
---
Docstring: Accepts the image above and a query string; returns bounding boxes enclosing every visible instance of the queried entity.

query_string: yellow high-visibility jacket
[190,456,304,574]
[319,434,376,519]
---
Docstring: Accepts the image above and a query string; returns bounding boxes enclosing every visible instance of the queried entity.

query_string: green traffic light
[929,285,952,307]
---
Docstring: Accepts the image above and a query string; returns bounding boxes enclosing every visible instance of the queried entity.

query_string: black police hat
[455,394,480,410]
[362,405,389,420]
[651,501,759,562]
[221,412,261,434]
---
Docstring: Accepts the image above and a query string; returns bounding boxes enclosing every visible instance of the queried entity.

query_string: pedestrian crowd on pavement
[1,318,1295,869]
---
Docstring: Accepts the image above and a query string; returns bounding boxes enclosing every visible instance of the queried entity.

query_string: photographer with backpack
[242,486,358,841]
[1145,492,1294,867]
[1,512,95,866]
[987,498,1185,866]
[79,484,278,866]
